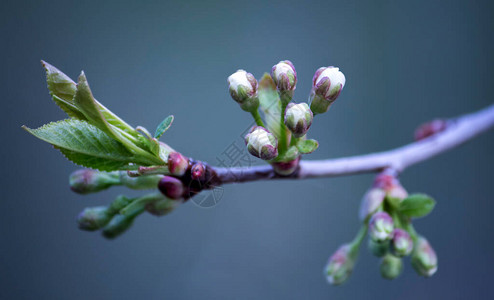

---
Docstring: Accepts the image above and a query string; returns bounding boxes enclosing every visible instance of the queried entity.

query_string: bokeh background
[2,0,494,299]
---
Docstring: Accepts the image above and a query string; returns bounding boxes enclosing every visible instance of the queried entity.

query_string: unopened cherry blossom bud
[412,236,438,277]
[145,198,177,216]
[359,188,386,221]
[167,152,188,176]
[272,157,300,176]
[191,162,206,181]
[284,103,313,138]
[369,212,394,242]
[380,254,403,280]
[368,239,389,257]
[245,126,278,160]
[158,176,185,200]
[373,173,408,206]
[69,169,120,194]
[77,206,111,231]
[271,60,297,100]
[227,69,259,112]
[325,244,356,285]
[414,119,447,141]
[391,229,413,257]
[310,66,346,115]
[102,214,136,239]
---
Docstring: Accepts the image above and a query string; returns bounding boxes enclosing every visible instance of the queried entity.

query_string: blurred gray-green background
[2,0,494,299]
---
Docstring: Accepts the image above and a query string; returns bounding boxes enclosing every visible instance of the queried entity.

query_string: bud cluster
[325,172,438,285]
[227,60,346,176]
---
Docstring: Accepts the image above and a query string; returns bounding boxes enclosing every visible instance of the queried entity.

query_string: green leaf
[297,139,319,154]
[73,73,146,153]
[398,194,436,218]
[258,74,281,136]
[42,61,87,119]
[22,119,141,171]
[137,126,160,156]
[385,195,402,210]
[154,115,174,139]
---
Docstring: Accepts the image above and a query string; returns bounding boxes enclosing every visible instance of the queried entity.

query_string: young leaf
[22,119,140,171]
[297,139,319,154]
[72,73,149,155]
[154,115,174,139]
[137,126,160,156]
[398,194,436,218]
[42,61,87,120]
[258,74,281,136]
[43,61,137,135]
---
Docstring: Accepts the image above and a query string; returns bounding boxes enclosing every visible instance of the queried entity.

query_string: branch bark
[214,104,494,184]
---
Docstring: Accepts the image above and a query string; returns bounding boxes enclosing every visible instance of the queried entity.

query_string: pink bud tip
[158,176,184,200]
[414,119,447,141]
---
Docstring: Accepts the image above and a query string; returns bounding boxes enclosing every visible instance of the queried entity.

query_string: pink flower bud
[158,176,185,200]
[271,60,297,92]
[369,212,394,242]
[325,244,355,285]
[359,188,386,221]
[245,126,278,161]
[167,152,189,176]
[271,157,300,176]
[284,102,313,138]
[391,228,413,257]
[191,162,206,181]
[310,66,345,115]
[69,169,120,194]
[373,173,408,203]
[227,69,259,112]
[414,119,447,141]
[412,236,438,277]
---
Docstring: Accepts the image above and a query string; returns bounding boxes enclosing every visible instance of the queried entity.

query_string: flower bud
[271,157,300,176]
[411,236,438,277]
[369,212,394,242]
[309,66,345,115]
[380,254,403,280]
[391,229,413,257]
[414,119,447,141]
[227,69,259,112]
[191,162,206,181]
[373,173,408,206]
[69,169,120,194]
[358,188,386,221]
[158,176,185,200]
[77,206,112,231]
[167,152,189,176]
[368,238,389,257]
[325,244,356,285]
[145,198,177,216]
[245,126,278,160]
[284,103,313,138]
[102,214,136,239]
[271,60,297,93]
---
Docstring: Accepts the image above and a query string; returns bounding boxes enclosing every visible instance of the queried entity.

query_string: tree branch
[214,104,494,184]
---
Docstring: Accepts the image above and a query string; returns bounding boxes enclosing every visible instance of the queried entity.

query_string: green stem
[405,223,419,242]
[251,110,265,127]
[278,102,288,155]
[119,192,165,217]
[119,172,163,189]
[350,225,368,256]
